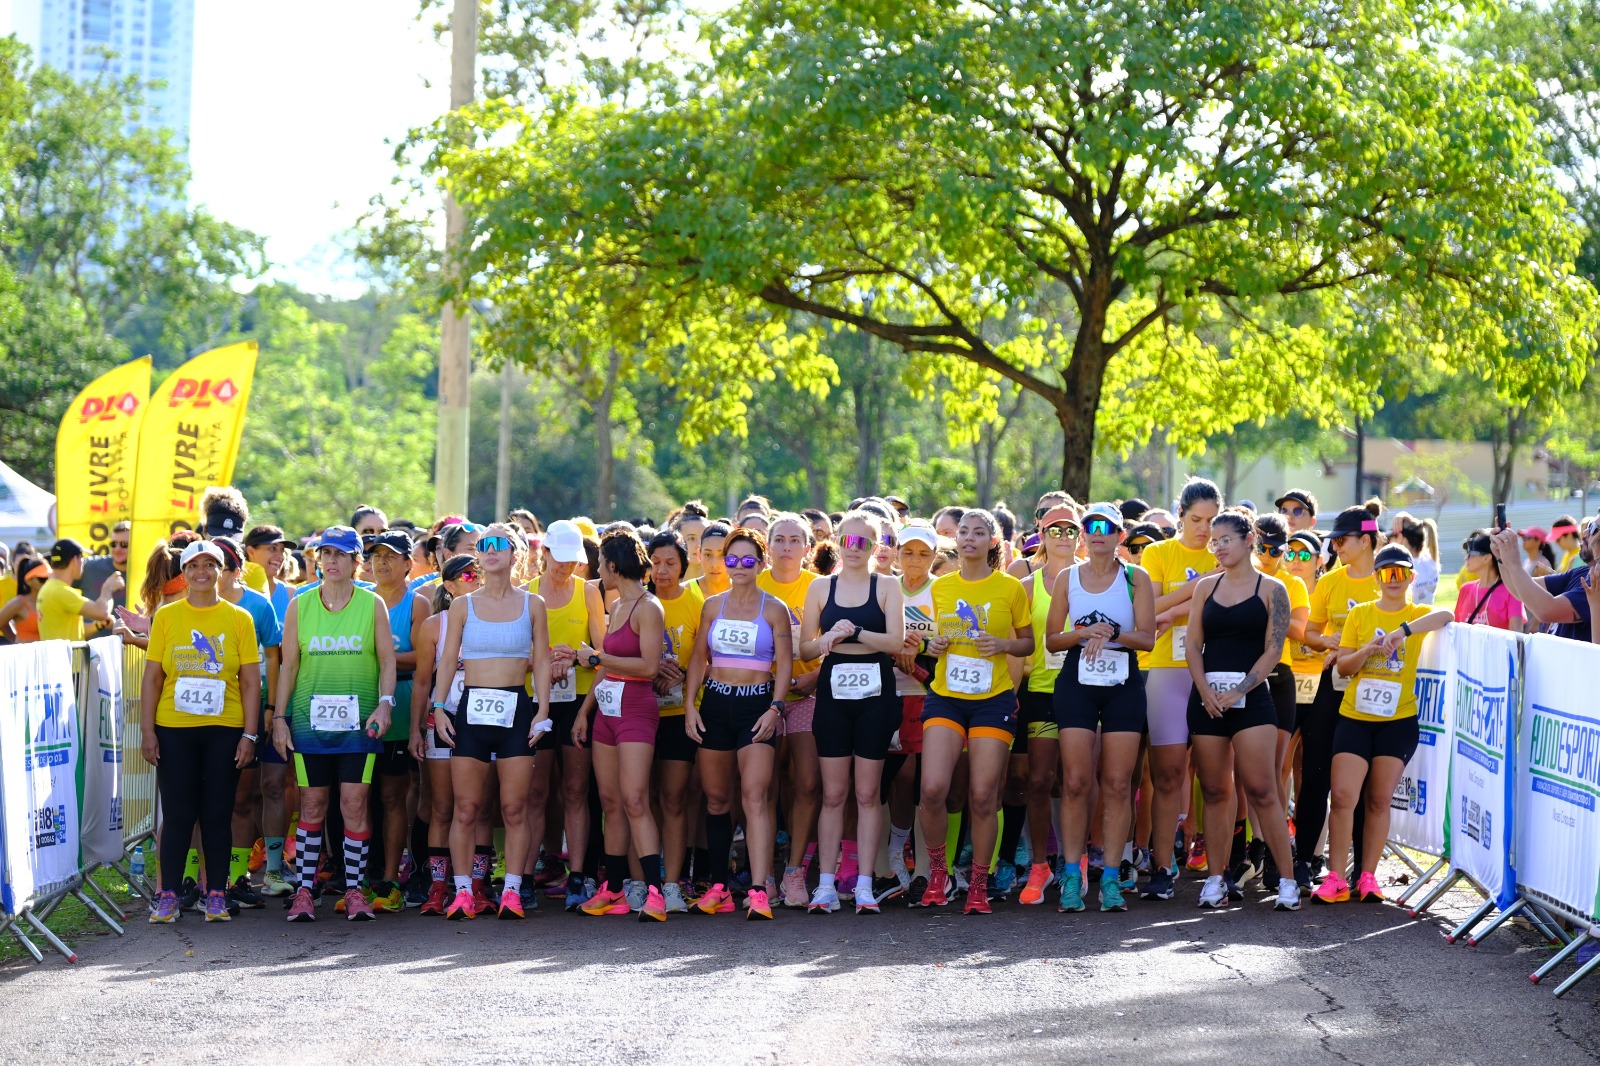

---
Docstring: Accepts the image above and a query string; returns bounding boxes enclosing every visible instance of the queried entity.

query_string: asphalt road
[5,867,1600,1065]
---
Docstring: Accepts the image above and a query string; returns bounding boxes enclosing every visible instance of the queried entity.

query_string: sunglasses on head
[1034,506,1052,520]
[1083,517,1118,537]
[1376,566,1411,583]
[840,534,872,551]
[476,535,512,553]
[1255,543,1284,557]
[724,553,761,570]
[1282,548,1315,563]
[1044,523,1080,539]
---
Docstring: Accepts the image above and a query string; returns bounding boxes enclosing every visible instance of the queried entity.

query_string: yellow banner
[129,342,258,598]
[55,356,152,555]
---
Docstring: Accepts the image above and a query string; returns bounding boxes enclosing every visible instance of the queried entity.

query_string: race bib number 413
[945,654,993,695]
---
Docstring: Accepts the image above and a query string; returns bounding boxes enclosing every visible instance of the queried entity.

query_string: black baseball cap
[1373,544,1415,570]
[1287,531,1322,554]
[365,530,414,559]
[442,555,477,582]
[203,496,249,538]
[1274,490,1317,515]
[1123,522,1167,550]
[47,538,85,567]
[243,524,287,549]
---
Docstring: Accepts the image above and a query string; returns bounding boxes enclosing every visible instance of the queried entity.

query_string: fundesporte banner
[0,643,83,914]
[1443,624,1520,909]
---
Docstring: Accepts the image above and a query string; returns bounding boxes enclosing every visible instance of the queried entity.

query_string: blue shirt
[232,585,282,707]
[269,581,291,624]
[1541,568,1593,643]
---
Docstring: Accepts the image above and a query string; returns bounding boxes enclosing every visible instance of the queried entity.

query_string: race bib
[1204,672,1246,709]
[1044,648,1067,672]
[1294,671,1321,705]
[310,694,360,731]
[659,682,685,709]
[831,661,882,700]
[174,676,225,717]
[1331,670,1352,692]
[465,688,518,728]
[447,669,465,710]
[945,654,994,695]
[1078,651,1129,687]
[1171,625,1187,659]
[1354,677,1402,718]
[425,727,451,760]
[712,619,759,658]
[594,679,625,718]
[549,665,577,703]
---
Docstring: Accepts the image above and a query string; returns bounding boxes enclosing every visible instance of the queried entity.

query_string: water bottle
[130,842,146,881]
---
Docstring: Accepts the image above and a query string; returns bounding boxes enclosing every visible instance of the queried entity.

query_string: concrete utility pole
[435,0,476,517]
[494,361,515,518]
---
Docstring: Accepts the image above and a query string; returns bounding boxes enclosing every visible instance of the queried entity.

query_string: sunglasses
[880,533,897,547]
[1278,505,1308,518]
[110,541,129,549]
[1044,523,1080,539]
[1282,549,1315,563]
[1124,541,1150,554]
[1255,543,1284,557]
[724,554,761,570]
[1208,535,1246,552]
[840,534,872,551]
[476,536,512,553]
[1376,566,1411,583]
[1083,518,1118,537]
[458,569,480,583]
[1034,506,1052,521]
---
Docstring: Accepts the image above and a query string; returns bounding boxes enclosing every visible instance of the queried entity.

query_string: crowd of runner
[4,483,1597,925]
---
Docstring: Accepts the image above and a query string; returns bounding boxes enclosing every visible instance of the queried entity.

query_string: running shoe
[963,890,992,915]
[872,875,907,905]
[1225,874,1244,902]
[580,887,632,916]
[370,880,406,913]
[249,838,266,873]
[518,881,540,914]
[1019,862,1054,906]
[1134,847,1151,875]
[1355,872,1385,904]
[204,890,231,922]
[446,888,478,920]
[1118,860,1137,893]
[286,887,317,922]
[1197,875,1228,909]
[1310,872,1350,905]
[918,870,951,908]
[1262,854,1280,893]
[1228,855,1260,892]
[497,888,525,920]
[951,865,970,897]
[905,875,929,907]
[780,868,809,909]
[639,885,667,922]
[149,890,180,924]
[227,876,265,910]
[334,883,375,913]
[345,887,376,921]
[260,869,294,898]
[1086,845,1105,882]
[807,884,841,914]
[745,887,774,920]
[1141,867,1176,901]
[564,873,589,912]
[420,880,449,916]
[1100,874,1127,913]
[1186,836,1208,871]
[1058,866,1085,913]
[179,876,202,913]
[471,879,494,916]
[1294,860,1314,893]
[855,890,880,915]
[662,881,689,913]
[992,862,1017,898]
[1275,878,1302,911]
[692,883,735,915]
[624,879,646,912]
[405,875,431,908]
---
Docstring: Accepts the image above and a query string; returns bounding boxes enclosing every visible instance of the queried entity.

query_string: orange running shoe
[1018,862,1054,906]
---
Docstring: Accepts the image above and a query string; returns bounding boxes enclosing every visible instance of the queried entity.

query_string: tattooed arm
[1240,578,1292,697]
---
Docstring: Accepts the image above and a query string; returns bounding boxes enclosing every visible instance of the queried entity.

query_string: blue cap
[316,525,361,556]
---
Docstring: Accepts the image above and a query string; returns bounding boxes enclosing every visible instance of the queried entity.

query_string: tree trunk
[1054,294,1114,500]
[593,348,621,518]
[1352,411,1365,506]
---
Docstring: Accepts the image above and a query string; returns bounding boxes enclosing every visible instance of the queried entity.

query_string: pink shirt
[1453,579,1524,630]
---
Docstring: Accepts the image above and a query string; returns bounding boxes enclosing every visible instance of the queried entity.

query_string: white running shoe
[1198,875,1228,909]
[662,882,689,913]
[1274,877,1302,912]
[807,884,841,914]
[624,879,646,912]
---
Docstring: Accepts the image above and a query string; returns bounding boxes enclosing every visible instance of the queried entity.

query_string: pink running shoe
[286,887,317,922]
[639,885,667,922]
[1310,872,1350,904]
[345,887,376,921]
[780,868,808,909]
[1355,871,1385,903]
[446,888,477,920]
[692,883,735,915]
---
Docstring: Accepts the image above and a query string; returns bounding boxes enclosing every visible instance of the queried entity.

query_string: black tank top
[820,573,886,648]
[1199,573,1267,672]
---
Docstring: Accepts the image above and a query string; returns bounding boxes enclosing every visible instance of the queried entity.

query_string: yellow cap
[572,517,599,541]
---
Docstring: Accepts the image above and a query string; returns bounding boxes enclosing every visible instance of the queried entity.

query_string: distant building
[11,0,195,151]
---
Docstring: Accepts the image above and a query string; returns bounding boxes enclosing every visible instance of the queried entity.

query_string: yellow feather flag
[55,356,152,555]
[128,342,258,599]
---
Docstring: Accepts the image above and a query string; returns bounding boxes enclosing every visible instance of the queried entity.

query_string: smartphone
[1495,503,1507,532]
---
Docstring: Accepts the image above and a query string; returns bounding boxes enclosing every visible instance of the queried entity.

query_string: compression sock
[428,848,449,882]
[265,836,285,875]
[1230,820,1248,868]
[969,861,989,900]
[410,818,429,876]
[706,812,734,885]
[184,849,201,884]
[888,824,911,875]
[603,854,628,894]
[343,830,370,889]
[229,847,250,885]
[295,823,323,893]
[945,814,961,862]
[640,854,663,890]
[472,845,493,883]
[929,843,948,877]
[800,843,816,873]
[692,847,710,881]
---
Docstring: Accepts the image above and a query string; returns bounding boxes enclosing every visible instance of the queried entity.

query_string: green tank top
[1028,566,1067,693]
[289,585,381,754]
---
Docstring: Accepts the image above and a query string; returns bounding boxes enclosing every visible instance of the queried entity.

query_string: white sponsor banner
[0,642,83,913]
[1444,624,1520,908]
[1515,634,1600,923]
[79,639,125,865]
[1389,629,1452,857]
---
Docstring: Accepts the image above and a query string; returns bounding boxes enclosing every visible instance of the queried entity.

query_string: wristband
[241,733,259,744]
[1400,621,1412,637]
[432,701,449,711]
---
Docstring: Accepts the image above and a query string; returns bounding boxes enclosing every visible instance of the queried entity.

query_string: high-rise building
[11,0,195,149]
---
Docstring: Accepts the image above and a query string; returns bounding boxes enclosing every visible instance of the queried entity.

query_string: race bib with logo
[594,679,625,718]
[1171,625,1187,659]
[1204,672,1247,709]
[1078,651,1129,687]
[711,619,760,658]
[658,682,685,709]
[1294,672,1321,705]
[1044,648,1068,672]
[465,688,518,728]
[174,676,225,717]
[549,665,577,703]
[831,661,882,700]
[1354,677,1402,718]
[1332,670,1352,692]
[310,694,360,731]
[945,654,994,695]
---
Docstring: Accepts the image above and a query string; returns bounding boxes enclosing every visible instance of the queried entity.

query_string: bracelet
[241,732,259,743]
[432,701,449,711]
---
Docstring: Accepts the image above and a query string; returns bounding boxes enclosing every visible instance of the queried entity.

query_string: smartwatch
[241,732,259,744]
[377,694,395,706]
[851,624,864,643]
[587,653,602,667]
[1400,621,1412,638]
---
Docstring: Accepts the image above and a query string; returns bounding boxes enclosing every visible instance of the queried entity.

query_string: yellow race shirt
[1278,572,1309,668]
[758,569,818,700]
[37,578,88,642]
[930,569,1032,700]
[1308,566,1379,647]
[148,598,261,728]
[1141,539,1216,669]
[1337,601,1432,723]
[657,582,705,716]
[531,573,597,696]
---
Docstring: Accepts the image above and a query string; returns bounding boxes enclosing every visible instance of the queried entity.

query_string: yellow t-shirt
[758,569,818,700]
[1337,601,1433,723]
[657,582,705,716]
[1308,566,1379,647]
[1278,572,1309,668]
[930,569,1032,700]
[1141,539,1216,669]
[531,573,596,696]
[242,560,271,595]
[148,598,261,728]
[0,574,15,607]
[1289,574,1325,676]
[37,578,89,642]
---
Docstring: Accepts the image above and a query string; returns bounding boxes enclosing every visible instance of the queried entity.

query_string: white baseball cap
[1083,503,1125,529]
[179,541,226,568]
[544,520,586,564]
[899,523,939,550]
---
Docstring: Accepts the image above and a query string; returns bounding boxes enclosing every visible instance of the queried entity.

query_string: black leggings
[1294,672,1363,865]
[155,725,241,892]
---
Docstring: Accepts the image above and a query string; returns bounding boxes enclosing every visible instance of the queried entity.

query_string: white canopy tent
[0,459,56,547]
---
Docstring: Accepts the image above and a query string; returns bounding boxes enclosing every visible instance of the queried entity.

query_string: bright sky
[2,1,451,297]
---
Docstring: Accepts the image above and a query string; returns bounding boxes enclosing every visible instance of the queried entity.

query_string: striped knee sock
[296,823,323,892]
[344,830,370,890]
